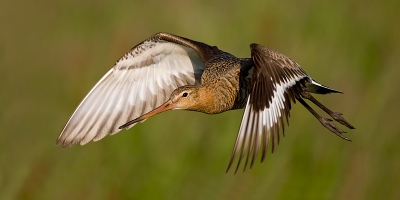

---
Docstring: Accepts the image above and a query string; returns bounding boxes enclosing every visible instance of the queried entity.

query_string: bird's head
[169,85,201,110]
[119,85,201,129]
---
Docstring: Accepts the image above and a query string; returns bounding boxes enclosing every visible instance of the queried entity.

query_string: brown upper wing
[227,44,310,173]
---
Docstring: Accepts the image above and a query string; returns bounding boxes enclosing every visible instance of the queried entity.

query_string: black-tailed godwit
[57,33,354,173]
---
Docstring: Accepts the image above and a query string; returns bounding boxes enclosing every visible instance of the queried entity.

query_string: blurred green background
[1,0,399,199]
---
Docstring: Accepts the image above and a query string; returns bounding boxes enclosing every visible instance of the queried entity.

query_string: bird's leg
[300,92,355,129]
[296,97,351,141]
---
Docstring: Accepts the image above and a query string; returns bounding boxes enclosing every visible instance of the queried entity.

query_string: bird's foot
[320,117,351,141]
[331,112,355,129]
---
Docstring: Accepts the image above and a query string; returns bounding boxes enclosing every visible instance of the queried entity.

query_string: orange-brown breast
[196,58,251,114]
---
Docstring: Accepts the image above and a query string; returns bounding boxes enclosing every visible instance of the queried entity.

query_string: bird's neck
[194,84,234,114]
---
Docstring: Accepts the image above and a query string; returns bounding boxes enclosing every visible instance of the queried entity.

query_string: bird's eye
[182,92,188,97]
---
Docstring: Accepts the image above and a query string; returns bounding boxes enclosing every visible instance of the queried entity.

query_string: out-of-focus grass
[1,0,399,199]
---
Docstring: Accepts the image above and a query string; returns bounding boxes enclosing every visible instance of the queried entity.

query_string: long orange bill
[119,99,175,129]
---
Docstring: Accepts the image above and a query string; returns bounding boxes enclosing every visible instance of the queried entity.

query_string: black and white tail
[305,79,342,94]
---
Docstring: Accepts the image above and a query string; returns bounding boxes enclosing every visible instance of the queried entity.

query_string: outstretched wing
[227,44,310,172]
[57,33,208,147]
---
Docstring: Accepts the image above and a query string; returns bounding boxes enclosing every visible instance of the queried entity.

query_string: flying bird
[57,32,354,173]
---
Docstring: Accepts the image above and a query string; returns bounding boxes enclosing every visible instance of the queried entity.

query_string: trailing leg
[301,92,355,129]
[296,97,351,141]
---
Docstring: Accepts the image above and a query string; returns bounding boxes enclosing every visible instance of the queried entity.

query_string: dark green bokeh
[1,0,399,199]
